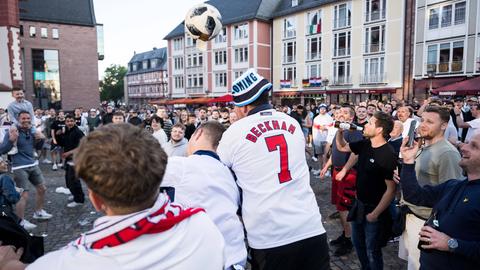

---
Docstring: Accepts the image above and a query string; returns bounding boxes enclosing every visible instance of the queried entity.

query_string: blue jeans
[351,218,383,270]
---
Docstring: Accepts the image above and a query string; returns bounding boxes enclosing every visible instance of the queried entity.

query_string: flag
[280,80,292,88]
[302,79,310,88]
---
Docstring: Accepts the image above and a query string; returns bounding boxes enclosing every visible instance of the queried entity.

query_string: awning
[273,88,397,96]
[149,98,212,105]
[208,94,233,103]
[431,76,480,96]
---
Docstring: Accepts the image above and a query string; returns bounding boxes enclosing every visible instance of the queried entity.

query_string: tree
[99,64,127,102]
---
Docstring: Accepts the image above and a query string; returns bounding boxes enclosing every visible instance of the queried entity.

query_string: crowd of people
[0,69,479,270]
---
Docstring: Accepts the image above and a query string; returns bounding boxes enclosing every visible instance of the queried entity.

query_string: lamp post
[322,78,329,103]
[427,70,435,99]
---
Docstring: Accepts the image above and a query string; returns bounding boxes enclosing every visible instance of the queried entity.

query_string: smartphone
[407,120,417,147]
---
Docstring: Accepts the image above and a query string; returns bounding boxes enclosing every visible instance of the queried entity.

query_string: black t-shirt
[60,126,84,158]
[50,119,66,142]
[331,130,364,167]
[350,139,397,206]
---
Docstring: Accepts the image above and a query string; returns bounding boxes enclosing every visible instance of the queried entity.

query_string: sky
[93,0,204,78]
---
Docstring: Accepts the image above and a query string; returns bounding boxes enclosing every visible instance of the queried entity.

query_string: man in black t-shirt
[336,111,397,270]
[50,110,66,171]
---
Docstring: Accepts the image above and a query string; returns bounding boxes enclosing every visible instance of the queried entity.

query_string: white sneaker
[21,219,37,230]
[311,156,318,162]
[325,171,331,178]
[67,202,84,208]
[42,159,52,164]
[52,163,58,171]
[58,163,63,168]
[33,209,53,220]
[68,195,74,201]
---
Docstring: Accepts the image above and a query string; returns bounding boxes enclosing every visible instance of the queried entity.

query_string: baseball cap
[231,68,272,107]
[90,108,96,112]
[468,97,478,102]
[319,103,327,109]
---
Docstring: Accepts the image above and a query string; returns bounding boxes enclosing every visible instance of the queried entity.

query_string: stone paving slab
[21,162,406,269]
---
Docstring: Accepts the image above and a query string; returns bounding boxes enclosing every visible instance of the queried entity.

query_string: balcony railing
[364,43,385,54]
[365,9,386,22]
[186,86,204,95]
[280,79,297,88]
[361,73,387,84]
[332,76,352,85]
[426,61,464,74]
[306,51,321,61]
[305,24,322,35]
[283,55,296,64]
[283,29,296,39]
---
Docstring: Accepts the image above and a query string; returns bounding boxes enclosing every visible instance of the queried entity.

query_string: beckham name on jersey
[245,119,296,143]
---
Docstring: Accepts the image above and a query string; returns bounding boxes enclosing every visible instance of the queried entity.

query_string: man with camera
[399,133,480,269]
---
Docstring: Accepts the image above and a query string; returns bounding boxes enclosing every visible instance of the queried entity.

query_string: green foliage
[99,64,127,102]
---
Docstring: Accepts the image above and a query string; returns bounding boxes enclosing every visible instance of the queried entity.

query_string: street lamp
[322,78,329,103]
[427,70,435,98]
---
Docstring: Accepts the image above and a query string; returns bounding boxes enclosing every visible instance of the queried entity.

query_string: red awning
[431,76,480,95]
[208,94,233,103]
[148,98,168,105]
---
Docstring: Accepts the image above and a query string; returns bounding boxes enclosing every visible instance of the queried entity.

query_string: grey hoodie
[163,138,188,157]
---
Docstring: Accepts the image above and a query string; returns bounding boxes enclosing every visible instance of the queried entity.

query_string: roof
[431,76,480,96]
[164,0,281,40]
[127,47,168,74]
[272,0,338,18]
[19,0,96,26]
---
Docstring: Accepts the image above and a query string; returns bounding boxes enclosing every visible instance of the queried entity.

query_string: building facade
[412,0,479,97]
[271,0,407,105]
[13,0,103,111]
[125,47,168,106]
[164,0,277,100]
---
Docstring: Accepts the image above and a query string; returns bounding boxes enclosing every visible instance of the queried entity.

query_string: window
[364,25,385,53]
[234,47,248,63]
[234,70,246,79]
[283,41,296,63]
[29,26,36,37]
[32,49,61,109]
[429,8,440,29]
[214,27,227,43]
[283,66,297,83]
[187,54,202,67]
[174,76,184,89]
[306,10,322,35]
[455,2,466,25]
[52,28,59,39]
[151,59,157,68]
[41,28,47,38]
[174,57,184,70]
[441,5,452,27]
[173,38,184,50]
[365,0,386,22]
[186,74,203,88]
[334,31,351,57]
[142,60,149,70]
[20,25,24,37]
[186,37,196,47]
[334,3,351,29]
[234,24,248,40]
[363,57,385,83]
[426,41,464,73]
[307,63,321,79]
[283,17,296,38]
[429,2,466,29]
[292,0,298,7]
[306,36,321,60]
[333,60,351,84]
[215,73,227,87]
[214,50,227,65]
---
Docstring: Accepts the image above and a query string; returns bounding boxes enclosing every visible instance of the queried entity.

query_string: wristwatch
[448,238,458,252]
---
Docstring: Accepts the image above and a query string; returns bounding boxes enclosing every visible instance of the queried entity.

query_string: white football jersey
[218,108,325,249]
[27,213,224,270]
[161,154,247,268]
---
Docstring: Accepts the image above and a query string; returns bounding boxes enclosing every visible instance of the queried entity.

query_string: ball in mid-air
[185,3,222,42]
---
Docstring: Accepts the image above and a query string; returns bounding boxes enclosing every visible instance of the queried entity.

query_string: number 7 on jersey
[265,134,293,183]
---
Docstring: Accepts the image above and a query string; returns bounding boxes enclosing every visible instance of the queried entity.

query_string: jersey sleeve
[217,130,234,168]
[467,119,480,129]
[161,157,185,188]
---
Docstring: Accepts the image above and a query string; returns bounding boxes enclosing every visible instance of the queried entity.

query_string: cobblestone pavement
[23,162,406,269]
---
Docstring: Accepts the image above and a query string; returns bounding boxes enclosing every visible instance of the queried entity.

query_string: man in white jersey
[217,69,329,270]
[162,121,246,270]
[0,124,224,270]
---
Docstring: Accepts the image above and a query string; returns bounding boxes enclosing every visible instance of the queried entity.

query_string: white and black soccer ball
[184,3,222,42]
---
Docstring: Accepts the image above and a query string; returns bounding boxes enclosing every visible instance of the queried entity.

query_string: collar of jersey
[247,104,273,116]
[193,150,220,161]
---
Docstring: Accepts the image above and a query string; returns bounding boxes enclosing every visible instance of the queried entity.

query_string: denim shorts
[13,165,45,191]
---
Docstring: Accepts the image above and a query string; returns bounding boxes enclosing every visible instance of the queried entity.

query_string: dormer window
[292,0,298,7]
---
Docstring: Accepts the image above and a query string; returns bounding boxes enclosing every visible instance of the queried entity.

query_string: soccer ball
[184,3,222,42]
